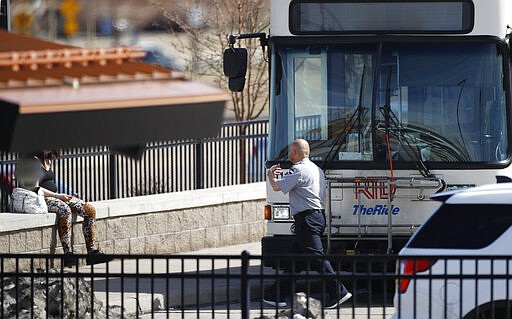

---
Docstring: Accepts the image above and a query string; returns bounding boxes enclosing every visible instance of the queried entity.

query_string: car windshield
[269,40,509,168]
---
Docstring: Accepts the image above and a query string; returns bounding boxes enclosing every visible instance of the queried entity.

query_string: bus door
[286,49,328,143]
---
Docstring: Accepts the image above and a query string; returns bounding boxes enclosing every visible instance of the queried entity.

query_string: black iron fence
[1,253,511,319]
[0,120,268,211]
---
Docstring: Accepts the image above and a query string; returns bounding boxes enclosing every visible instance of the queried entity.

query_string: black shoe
[262,289,288,307]
[63,252,76,268]
[86,250,114,265]
[324,291,352,309]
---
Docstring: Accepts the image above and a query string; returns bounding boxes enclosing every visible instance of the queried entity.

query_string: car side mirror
[223,47,247,92]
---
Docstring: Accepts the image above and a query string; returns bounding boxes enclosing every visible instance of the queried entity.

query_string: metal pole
[195,140,204,189]
[0,0,10,31]
[241,250,250,319]
[387,181,393,254]
[326,179,332,254]
[357,179,362,238]
[108,151,118,199]
[47,0,58,40]
[86,0,96,46]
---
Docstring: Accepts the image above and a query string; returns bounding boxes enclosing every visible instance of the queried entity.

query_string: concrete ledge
[0,182,266,233]
[0,182,267,261]
[0,212,59,233]
[94,181,266,218]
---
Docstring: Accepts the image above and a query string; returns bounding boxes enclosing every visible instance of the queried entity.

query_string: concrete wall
[0,183,266,257]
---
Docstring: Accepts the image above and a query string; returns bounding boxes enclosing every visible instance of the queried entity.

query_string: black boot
[63,252,77,268]
[86,250,114,265]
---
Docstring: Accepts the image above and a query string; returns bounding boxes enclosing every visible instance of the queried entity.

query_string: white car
[392,183,512,319]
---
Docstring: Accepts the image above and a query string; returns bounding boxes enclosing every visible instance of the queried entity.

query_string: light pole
[47,0,58,40]
[85,0,96,46]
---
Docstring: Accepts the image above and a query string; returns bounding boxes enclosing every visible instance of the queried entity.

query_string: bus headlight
[272,206,291,220]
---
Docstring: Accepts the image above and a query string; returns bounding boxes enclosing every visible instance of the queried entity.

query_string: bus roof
[270,0,512,38]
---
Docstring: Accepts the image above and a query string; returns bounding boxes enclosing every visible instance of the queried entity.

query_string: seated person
[14,153,112,267]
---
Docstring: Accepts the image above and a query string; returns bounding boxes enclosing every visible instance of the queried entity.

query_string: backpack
[10,187,48,214]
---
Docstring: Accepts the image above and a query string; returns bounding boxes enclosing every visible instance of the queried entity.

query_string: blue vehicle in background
[139,48,185,71]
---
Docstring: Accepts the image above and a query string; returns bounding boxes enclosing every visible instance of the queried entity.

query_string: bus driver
[265,139,352,308]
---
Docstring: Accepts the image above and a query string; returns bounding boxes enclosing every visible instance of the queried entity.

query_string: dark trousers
[275,210,347,299]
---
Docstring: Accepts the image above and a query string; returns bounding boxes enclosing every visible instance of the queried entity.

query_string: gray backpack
[11,187,48,214]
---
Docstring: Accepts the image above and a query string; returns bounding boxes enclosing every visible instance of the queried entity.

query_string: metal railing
[1,253,511,319]
[0,120,268,211]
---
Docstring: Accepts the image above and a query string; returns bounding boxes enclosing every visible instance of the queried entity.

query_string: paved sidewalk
[81,242,268,316]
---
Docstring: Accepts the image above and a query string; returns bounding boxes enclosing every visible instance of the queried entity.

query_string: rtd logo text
[354,176,396,200]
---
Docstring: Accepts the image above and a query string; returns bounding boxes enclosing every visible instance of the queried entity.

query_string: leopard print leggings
[45,197,97,253]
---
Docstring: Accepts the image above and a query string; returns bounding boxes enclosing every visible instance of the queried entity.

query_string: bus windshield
[268,40,509,168]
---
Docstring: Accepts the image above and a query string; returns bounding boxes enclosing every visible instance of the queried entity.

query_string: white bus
[224,0,512,260]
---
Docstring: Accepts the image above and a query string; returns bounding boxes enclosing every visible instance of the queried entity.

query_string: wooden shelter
[0,31,228,155]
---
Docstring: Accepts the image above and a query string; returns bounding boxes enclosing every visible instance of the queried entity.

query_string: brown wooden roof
[0,30,184,88]
[0,31,71,51]
[0,31,229,114]
[0,80,229,114]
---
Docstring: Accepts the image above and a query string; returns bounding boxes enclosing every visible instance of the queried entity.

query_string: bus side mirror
[223,47,247,92]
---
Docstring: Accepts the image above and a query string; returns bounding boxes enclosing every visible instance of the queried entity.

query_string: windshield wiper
[322,65,367,170]
[379,66,433,178]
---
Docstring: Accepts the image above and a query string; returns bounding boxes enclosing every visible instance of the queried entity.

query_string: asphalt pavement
[81,242,394,318]
[81,242,267,316]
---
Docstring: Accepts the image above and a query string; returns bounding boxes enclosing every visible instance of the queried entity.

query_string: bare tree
[153,0,270,121]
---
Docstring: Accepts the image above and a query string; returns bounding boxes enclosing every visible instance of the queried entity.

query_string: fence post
[239,124,247,184]
[195,140,204,189]
[241,250,250,319]
[108,151,117,199]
